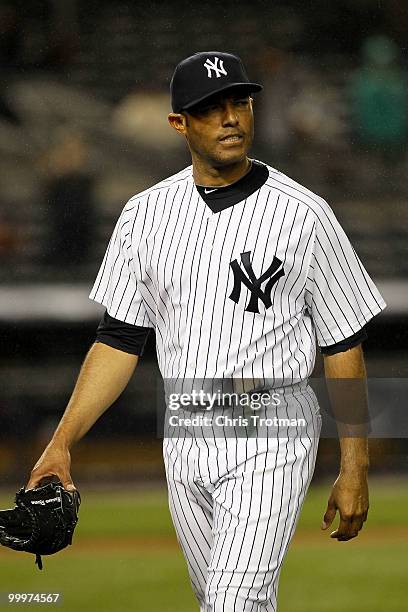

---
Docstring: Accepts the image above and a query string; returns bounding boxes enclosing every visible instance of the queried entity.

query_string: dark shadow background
[0,0,407,486]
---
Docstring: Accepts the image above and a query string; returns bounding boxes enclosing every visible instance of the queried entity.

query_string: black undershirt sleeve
[320,327,367,356]
[96,315,365,358]
[95,311,152,356]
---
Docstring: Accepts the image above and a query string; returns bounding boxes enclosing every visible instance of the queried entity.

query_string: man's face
[176,89,254,167]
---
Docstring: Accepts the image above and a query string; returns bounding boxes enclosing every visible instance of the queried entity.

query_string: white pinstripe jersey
[89,160,386,383]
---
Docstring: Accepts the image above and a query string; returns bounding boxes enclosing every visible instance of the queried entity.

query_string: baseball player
[27,52,386,610]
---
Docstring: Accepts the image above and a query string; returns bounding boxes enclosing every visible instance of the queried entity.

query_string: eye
[235,98,249,107]
[196,103,219,115]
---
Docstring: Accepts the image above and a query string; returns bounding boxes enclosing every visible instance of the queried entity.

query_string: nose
[221,101,239,126]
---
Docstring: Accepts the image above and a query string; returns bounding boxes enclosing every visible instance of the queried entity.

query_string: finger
[51,472,76,492]
[63,480,77,492]
[330,530,356,541]
[330,518,356,541]
[26,470,72,491]
[26,471,54,491]
[350,517,364,535]
[25,479,39,491]
[41,473,76,492]
[330,517,350,538]
[321,496,337,529]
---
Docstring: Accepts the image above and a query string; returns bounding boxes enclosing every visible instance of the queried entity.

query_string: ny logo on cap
[204,56,228,78]
[229,251,285,313]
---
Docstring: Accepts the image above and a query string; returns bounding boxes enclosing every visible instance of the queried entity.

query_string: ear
[168,112,188,136]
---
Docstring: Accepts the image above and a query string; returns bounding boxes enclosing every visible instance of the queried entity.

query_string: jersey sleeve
[305,200,386,347]
[89,204,154,328]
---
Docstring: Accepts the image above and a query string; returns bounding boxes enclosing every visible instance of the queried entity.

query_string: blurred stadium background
[0,0,407,610]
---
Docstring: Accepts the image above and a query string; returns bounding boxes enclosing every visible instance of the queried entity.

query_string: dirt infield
[1,525,406,557]
[75,525,408,550]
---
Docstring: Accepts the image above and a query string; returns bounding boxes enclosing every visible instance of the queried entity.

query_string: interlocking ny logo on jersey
[229,251,285,313]
[204,57,227,78]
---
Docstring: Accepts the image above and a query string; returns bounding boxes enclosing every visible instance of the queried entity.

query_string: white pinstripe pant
[163,406,321,611]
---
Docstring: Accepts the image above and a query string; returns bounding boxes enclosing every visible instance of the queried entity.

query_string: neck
[192,156,251,187]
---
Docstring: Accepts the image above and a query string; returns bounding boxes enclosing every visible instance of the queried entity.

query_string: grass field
[0,477,406,611]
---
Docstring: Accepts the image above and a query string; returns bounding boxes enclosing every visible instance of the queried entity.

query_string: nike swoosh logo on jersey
[204,188,217,194]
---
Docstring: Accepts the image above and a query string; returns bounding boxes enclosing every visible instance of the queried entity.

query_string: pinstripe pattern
[89,160,386,610]
[163,392,321,611]
[89,161,385,382]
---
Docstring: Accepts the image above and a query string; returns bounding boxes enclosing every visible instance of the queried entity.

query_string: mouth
[219,134,244,144]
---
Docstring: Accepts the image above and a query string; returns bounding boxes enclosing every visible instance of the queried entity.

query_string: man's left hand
[321,470,369,541]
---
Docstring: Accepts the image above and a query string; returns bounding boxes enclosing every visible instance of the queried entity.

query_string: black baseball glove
[0,479,81,569]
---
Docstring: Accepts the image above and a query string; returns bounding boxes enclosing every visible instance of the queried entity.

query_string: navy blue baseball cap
[170,51,263,113]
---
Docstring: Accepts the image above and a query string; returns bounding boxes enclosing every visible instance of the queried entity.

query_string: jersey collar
[195,160,269,213]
